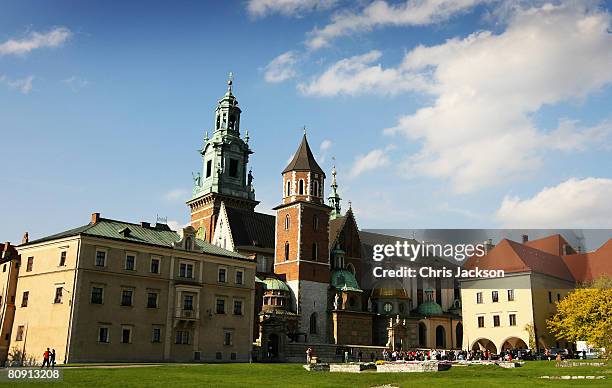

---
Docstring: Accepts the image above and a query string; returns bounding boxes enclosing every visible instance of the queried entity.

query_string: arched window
[284,215,290,230]
[185,237,193,251]
[309,313,318,334]
[313,215,319,231]
[216,115,220,129]
[284,242,290,261]
[299,179,304,195]
[436,325,446,348]
[313,180,319,197]
[312,242,318,261]
[286,181,291,196]
[418,323,427,347]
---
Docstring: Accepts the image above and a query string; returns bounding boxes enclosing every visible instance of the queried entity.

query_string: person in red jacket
[41,348,50,368]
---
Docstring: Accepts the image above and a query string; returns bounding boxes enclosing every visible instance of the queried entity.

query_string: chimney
[22,232,29,244]
[91,212,100,224]
[522,234,529,243]
[141,222,151,228]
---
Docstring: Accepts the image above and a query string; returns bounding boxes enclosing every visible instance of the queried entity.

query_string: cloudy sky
[1,0,611,242]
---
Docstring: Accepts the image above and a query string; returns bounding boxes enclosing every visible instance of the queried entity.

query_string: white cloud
[349,147,391,178]
[163,188,190,201]
[0,27,71,56]
[496,178,612,228]
[304,3,612,192]
[317,139,333,164]
[546,119,612,152]
[0,74,34,94]
[307,0,487,49]
[264,51,298,83]
[247,0,338,18]
[167,220,188,232]
[62,76,89,92]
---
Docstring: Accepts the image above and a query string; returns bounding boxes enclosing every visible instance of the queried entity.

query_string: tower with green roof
[328,161,342,220]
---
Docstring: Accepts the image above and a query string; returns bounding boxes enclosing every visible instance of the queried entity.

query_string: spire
[283,133,325,176]
[227,71,233,95]
[328,157,342,219]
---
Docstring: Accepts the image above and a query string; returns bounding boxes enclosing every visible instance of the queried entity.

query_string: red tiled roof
[525,234,576,256]
[562,239,612,283]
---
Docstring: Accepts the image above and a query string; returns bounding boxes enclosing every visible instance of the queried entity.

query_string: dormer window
[185,237,193,251]
[119,227,131,237]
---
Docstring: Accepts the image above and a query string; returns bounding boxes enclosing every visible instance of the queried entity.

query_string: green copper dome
[331,269,362,292]
[262,277,290,292]
[417,301,444,316]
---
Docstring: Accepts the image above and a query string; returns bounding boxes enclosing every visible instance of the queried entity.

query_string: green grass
[8,361,611,387]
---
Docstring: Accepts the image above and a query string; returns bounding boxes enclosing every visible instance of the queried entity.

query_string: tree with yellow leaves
[547,275,612,359]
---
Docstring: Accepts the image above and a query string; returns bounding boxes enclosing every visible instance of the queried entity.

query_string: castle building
[0,242,19,364]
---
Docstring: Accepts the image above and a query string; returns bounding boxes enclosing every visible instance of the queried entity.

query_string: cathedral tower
[187,74,258,241]
[273,132,331,342]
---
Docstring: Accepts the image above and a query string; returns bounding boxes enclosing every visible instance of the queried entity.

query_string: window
[286,181,291,196]
[16,325,25,341]
[509,314,517,326]
[229,158,239,178]
[492,290,499,303]
[309,313,318,334]
[125,254,136,271]
[383,302,393,313]
[507,289,515,301]
[298,179,304,195]
[235,270,243,285]
[312,242,318,261]
[284,242,289,261]
[284,215,290,230]
[179,263,194,278]
[121,290,133,306]
[493,315,500,327]
[26,257,33,272]
[476,292,483,304]
[477,316,485,328]
[2,264,5,272]
[548,291,552,303]
[152,328,161,343]
[54,287,63,304]
[98,327,109,343]
[95,251,106,267]
[224,331,232,346]
[216,298,225,314]
[150,258,160,274]
[121,327,132,344]
[185,237,193,251]
[218,268,227,283]
[557,293,561,302]
[147,292,158,308]
[313,215,319,231]
[91,287,103,304]
[313,180,319,197]
[183,295,194,311]
[206,160,212,178]
[230,353,237,360]
[216,352,222,360]
[175,330,189,345]
[21,291,29,307]
[233,300,243,315]
[59,251,67,266]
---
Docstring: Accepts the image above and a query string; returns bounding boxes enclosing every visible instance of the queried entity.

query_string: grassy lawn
[9,361,610,387]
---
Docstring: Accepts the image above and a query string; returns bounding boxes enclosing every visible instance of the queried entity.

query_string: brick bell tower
[187,73,258,242]
[273,131,332,343]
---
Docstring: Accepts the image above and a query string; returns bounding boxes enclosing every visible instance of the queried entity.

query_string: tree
[524,323,536,350]
[547,275,612,359]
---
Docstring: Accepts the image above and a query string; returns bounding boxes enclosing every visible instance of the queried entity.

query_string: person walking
[306,347,312,364]
[50,349,56,369]
[41,348,50,368]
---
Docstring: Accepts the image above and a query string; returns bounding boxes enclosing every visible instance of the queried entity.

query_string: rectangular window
[233,300,243,315]
[54,287,63,304]
[59,251,67,266]
[493,315,500,327]
[229,158,238,178]
[16,325,25,341]
[98,327,109,343]
[548,291,552,303]
[121,327,132,344]
[492,290,499,303]
[147,292,158,308]
[21,291,29,307]
[150,258,160,274]
[179,263,194,278]
[26,257,33,272]
[235,270,243,285]
[230,352,237,360]
[125,255,136,271]
[507,289,515,301]
[476,292,483,304]
[95,251,106,267]
[121,290,133,306]
[216,298,225,314]
[175,330,189,345]
[557,293,561,302]
[206,160,212,178]
[224,331,232,346]
[152,328,161,343]
[477,316,485,328]
[183,295,194,311]
[91,287,104,304]
[509,314,517,326]
[218,268,226,283]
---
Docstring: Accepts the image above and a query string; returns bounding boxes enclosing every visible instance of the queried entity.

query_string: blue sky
[1,0,611,243]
